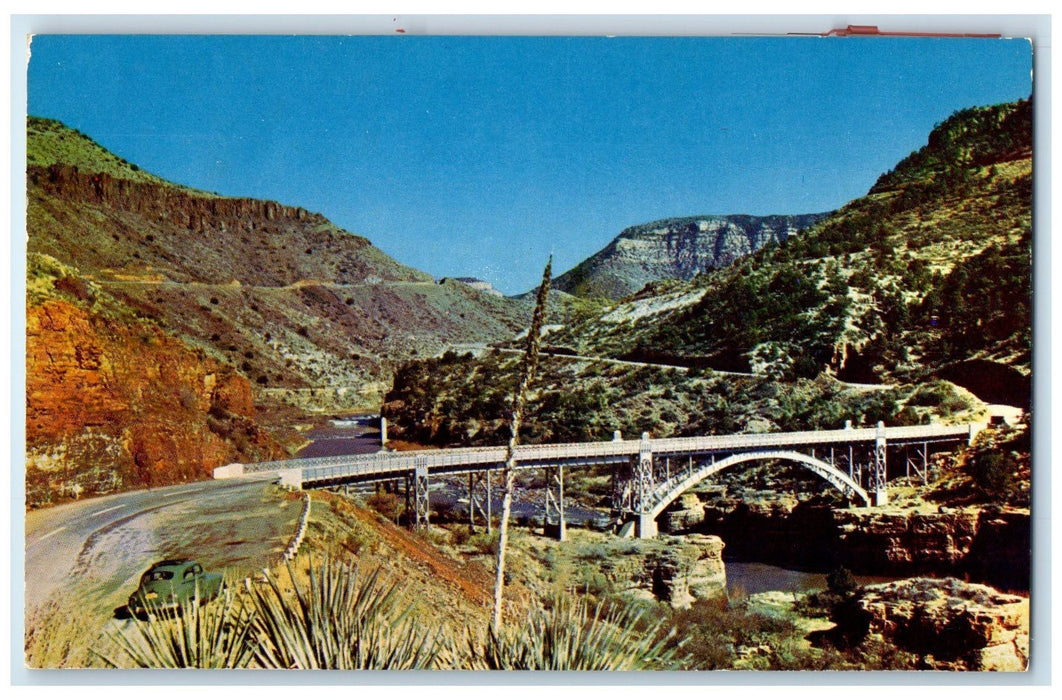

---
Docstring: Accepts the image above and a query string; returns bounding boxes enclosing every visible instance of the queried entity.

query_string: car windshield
[144,570,174,583]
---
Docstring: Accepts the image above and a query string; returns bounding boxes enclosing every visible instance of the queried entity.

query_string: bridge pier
[544,466,566,541]
[468,471,493,533]
[637,512,658,539]
[413,457,429,531]
[873,421,888,506]
[634,434,656,539]
[905,443,930,485]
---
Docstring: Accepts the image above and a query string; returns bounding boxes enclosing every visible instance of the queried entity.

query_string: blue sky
[27,35,1032,294]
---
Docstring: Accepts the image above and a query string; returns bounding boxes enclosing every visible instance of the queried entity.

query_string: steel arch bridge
[215,420,982,539]
[644,449,871,520]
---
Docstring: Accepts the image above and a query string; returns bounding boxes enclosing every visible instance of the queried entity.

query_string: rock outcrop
[601,534,726,607]
[833,507,981,571]
[25,298,285,506]
[659,493,706,533]
[857,577,1028,671]
[553,213,829,299]
[702,497,1030,592]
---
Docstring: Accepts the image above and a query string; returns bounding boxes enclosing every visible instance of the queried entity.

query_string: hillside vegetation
[385,99,1032,450]
[383,350,987,450]
[553,99,1032,397]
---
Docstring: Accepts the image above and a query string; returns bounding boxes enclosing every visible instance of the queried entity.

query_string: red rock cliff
[26,299,284,506]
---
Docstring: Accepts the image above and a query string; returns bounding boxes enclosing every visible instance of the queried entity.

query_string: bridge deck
[219,423,980,486]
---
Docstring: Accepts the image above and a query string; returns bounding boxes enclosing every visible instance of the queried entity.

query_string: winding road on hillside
[445,343,893,390]
[24,475,296,622]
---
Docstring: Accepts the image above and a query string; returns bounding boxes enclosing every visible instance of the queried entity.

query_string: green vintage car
[127,559,224,618]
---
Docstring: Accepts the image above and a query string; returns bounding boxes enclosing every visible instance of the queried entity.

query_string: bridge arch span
[647,450,871,520]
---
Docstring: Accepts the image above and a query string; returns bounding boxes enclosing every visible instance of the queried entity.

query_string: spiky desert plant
[471,597,683,670]
[102,582,257,669]
[492,257,551,630]
[246,555,442,670]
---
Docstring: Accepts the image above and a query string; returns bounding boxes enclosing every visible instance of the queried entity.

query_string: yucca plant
[246,556,443,670]
[102,581,257,669]
[470,597,685,671]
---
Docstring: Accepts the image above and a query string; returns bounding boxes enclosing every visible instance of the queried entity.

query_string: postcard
[21,28,1034,674]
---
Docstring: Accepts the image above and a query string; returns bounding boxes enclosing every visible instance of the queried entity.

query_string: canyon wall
[26,298,285,506]
[698,499,1029,592]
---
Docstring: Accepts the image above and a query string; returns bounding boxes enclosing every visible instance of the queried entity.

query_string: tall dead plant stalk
[491,257,551,631]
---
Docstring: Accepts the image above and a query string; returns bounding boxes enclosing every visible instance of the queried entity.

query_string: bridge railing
[648,423,974,456]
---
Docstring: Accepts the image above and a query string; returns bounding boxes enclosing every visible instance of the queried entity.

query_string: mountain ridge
[553,212,831,300]
[25,117,532,502]
[553,98,1032,390]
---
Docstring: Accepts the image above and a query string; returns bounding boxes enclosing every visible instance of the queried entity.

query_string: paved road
[24,474,293,621]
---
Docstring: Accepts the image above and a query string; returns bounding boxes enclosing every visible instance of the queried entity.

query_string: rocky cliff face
[554,213,829,300]
[857,577,1028,671]
[26,297,285,507]
[28,163,430,287]
[699,498,1030,592]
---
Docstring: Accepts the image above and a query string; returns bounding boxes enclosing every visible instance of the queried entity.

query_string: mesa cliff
[25,117,529,504]
[553,213,829,300]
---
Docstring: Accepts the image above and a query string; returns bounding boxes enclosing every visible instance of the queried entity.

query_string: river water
[294,416,385,458]
[297,420,893,596]
[725,561,897,597]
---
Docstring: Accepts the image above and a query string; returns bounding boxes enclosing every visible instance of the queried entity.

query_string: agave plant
[245,556,443,670]
[102,581,257,669]
[470,597,684,671]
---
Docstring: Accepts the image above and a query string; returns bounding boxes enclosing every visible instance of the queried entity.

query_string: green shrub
[365,490,402,522]
[664,597,809,670]
[468,531,499,555]
[826,566,858,597]
[449,525,472,547]
[968,450,1016,498]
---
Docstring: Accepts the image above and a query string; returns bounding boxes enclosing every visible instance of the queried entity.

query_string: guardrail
[282,492,312,562]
